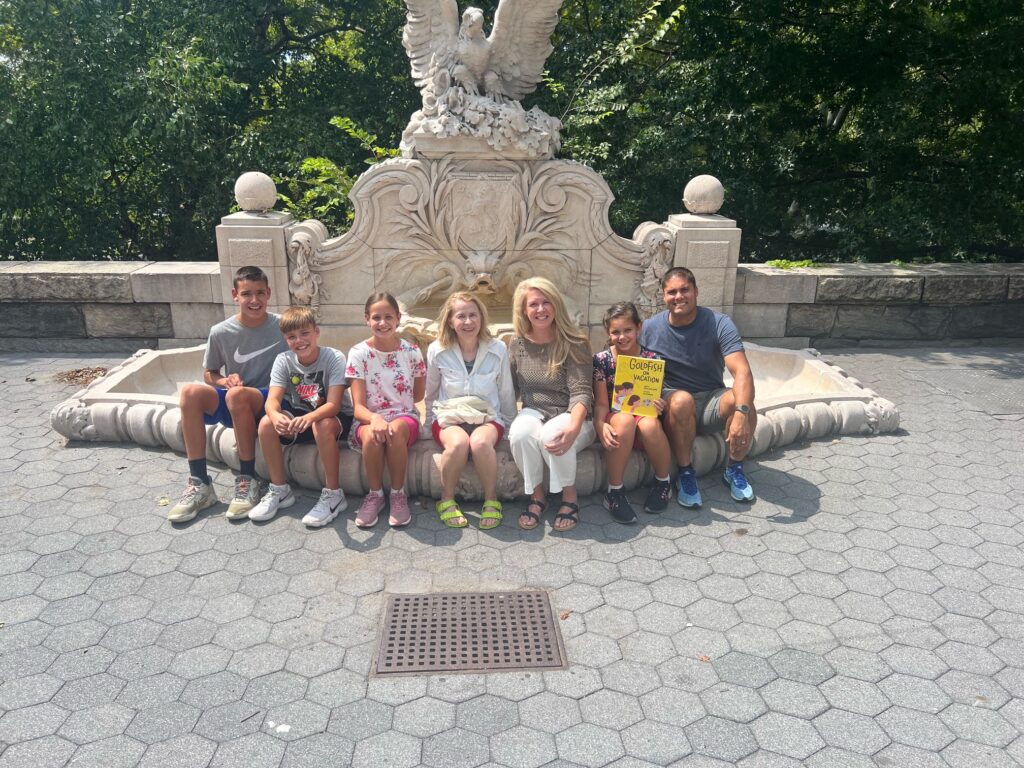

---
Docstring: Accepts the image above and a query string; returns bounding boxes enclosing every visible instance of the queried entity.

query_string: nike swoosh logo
[233,343,280,364]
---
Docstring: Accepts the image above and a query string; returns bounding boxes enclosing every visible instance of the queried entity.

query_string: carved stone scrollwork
[631,223,675,318]
[287,219,330,315]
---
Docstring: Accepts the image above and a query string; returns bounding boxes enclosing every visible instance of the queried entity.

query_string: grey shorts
[663,387,728,435]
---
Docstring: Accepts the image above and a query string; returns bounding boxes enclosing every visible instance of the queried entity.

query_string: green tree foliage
[0,0,413,260]
[545,0,1024,261]
[1,0,1021,262]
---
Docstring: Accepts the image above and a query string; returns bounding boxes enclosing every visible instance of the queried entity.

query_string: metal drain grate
[374,591,567,676]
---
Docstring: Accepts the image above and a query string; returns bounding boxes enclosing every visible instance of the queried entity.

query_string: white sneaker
[248,483,295,522]
[302,488,347,527]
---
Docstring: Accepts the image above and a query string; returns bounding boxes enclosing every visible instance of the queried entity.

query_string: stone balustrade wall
[2,260,1022,351]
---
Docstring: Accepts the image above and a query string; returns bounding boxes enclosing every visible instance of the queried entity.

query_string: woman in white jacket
[425,292,517,529]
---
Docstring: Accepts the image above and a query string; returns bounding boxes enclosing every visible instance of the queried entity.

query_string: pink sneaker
[355,492,385,528]
[388,490,412,528]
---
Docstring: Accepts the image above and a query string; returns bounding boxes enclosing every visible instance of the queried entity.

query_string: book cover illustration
[612,355,665,419]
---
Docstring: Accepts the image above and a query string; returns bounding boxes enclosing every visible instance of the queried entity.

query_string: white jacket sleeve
[424,342,441,428]
[496,344,518,428]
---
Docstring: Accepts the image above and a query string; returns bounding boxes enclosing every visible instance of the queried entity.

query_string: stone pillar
[663,175,741,315]
[214,172,293,316]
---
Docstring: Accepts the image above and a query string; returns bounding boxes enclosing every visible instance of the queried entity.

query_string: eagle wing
[487,0,564,101]
[403,0,460,89]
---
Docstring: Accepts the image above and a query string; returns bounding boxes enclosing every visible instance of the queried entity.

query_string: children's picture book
[612,355,665,419]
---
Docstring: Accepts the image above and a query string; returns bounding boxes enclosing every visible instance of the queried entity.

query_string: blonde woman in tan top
[507,278,595,532]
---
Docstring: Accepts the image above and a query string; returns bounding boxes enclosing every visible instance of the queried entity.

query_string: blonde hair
[512,277,591,376]
[279,306,317,334]
[435,292,493,349]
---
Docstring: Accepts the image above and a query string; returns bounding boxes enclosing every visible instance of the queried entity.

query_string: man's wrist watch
[736,404,751,415]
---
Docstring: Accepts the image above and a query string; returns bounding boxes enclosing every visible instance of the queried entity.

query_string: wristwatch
[736,404,751,415]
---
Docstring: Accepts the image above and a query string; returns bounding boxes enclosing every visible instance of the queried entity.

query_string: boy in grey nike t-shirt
[167,266,286,524]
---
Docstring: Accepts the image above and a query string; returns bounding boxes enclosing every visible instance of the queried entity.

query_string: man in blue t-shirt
[640,267,757,505]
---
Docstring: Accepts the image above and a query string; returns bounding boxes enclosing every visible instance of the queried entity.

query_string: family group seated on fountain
[166,263,759,535]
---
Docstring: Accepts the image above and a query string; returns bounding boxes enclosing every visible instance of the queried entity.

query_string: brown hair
[435,292,492,349]
[233,265,269,288]
[364,292,400,315]
[660,266,697,289]
[602,301,643,331]
[512,277,591,376]
[279,306,317,334]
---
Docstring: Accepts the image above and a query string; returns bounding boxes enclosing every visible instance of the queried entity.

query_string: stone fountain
[52,0,899,498]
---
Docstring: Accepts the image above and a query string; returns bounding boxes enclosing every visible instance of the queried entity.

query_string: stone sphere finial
[683,174,725,214]
[234,172,277,212]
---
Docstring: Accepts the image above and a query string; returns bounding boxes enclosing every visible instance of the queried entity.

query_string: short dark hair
[602,301,643,330]
[233,265,269,288]
[660,266,697,290]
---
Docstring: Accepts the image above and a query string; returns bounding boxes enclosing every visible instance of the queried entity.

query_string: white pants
[508,408,596,494]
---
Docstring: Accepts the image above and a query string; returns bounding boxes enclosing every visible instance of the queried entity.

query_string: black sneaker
[643,479,673,514]
[604,488,638,525]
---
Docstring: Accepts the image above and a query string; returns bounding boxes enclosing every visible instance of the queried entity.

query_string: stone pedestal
[214,211,294,316]
[664,212,741,315]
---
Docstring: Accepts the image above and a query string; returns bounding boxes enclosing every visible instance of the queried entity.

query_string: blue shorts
[203,387,270,428]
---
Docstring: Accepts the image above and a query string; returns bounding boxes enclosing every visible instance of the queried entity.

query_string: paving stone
[0,735,77,768]
[262,699,331,742]
[813,708,891,754]
[327,698,394,741]
[579,689,643,730]
[456,693,519,736]
[485,672,546,702]
[685,716,758,762]
[700,684,768,723]
[819,675,890,716]
[939,702,1018,747]
[281,733,355,768]
[352,730,421,768]
[67,735,146,768]
[518,691,582,734]
[0,701,70,744]
[751,712,826,760]
[393,697,455,738]
[126,701,201,744]
[192,700,264,742]
[759,678,829,719]
[713,652,777,688]
[422,727,490,768]
[878,673,951,714]
[768,648,835,685]
[490,725,558,768]
[877,705,956,751]
[209,731,287,768]
[556,722,626,767]
[0,673,63,710]
[57,703,135,745]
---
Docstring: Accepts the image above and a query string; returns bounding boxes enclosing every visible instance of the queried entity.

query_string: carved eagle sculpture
[403,0,564,103]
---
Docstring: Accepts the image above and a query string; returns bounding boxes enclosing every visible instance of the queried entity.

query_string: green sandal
[436,499,468,528]
[480,500,503,530]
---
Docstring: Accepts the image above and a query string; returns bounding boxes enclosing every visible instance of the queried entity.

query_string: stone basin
[51,343,899,498]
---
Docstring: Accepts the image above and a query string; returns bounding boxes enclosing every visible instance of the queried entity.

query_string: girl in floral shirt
[346,293,426,528]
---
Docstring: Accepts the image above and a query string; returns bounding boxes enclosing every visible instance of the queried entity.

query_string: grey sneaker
[168,476,217,523]
[248,483,295,522]
[302,488,347,527]
[226,475,262,519]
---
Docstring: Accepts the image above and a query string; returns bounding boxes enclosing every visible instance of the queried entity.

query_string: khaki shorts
[663,387,727,434]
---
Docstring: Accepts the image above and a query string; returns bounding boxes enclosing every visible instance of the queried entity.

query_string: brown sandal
[519,498,547,530]
[552,501,580,533]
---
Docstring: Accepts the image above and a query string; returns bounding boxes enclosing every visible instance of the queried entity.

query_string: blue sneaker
[723,463,755,502]
[677,468,702,508]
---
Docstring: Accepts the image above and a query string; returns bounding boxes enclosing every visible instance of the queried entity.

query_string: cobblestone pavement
[1,347,1022,768]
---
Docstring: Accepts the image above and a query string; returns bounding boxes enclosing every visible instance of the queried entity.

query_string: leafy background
[1,0,1021,263]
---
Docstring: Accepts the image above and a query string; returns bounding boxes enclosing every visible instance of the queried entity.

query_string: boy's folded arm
[304,385,344,422]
